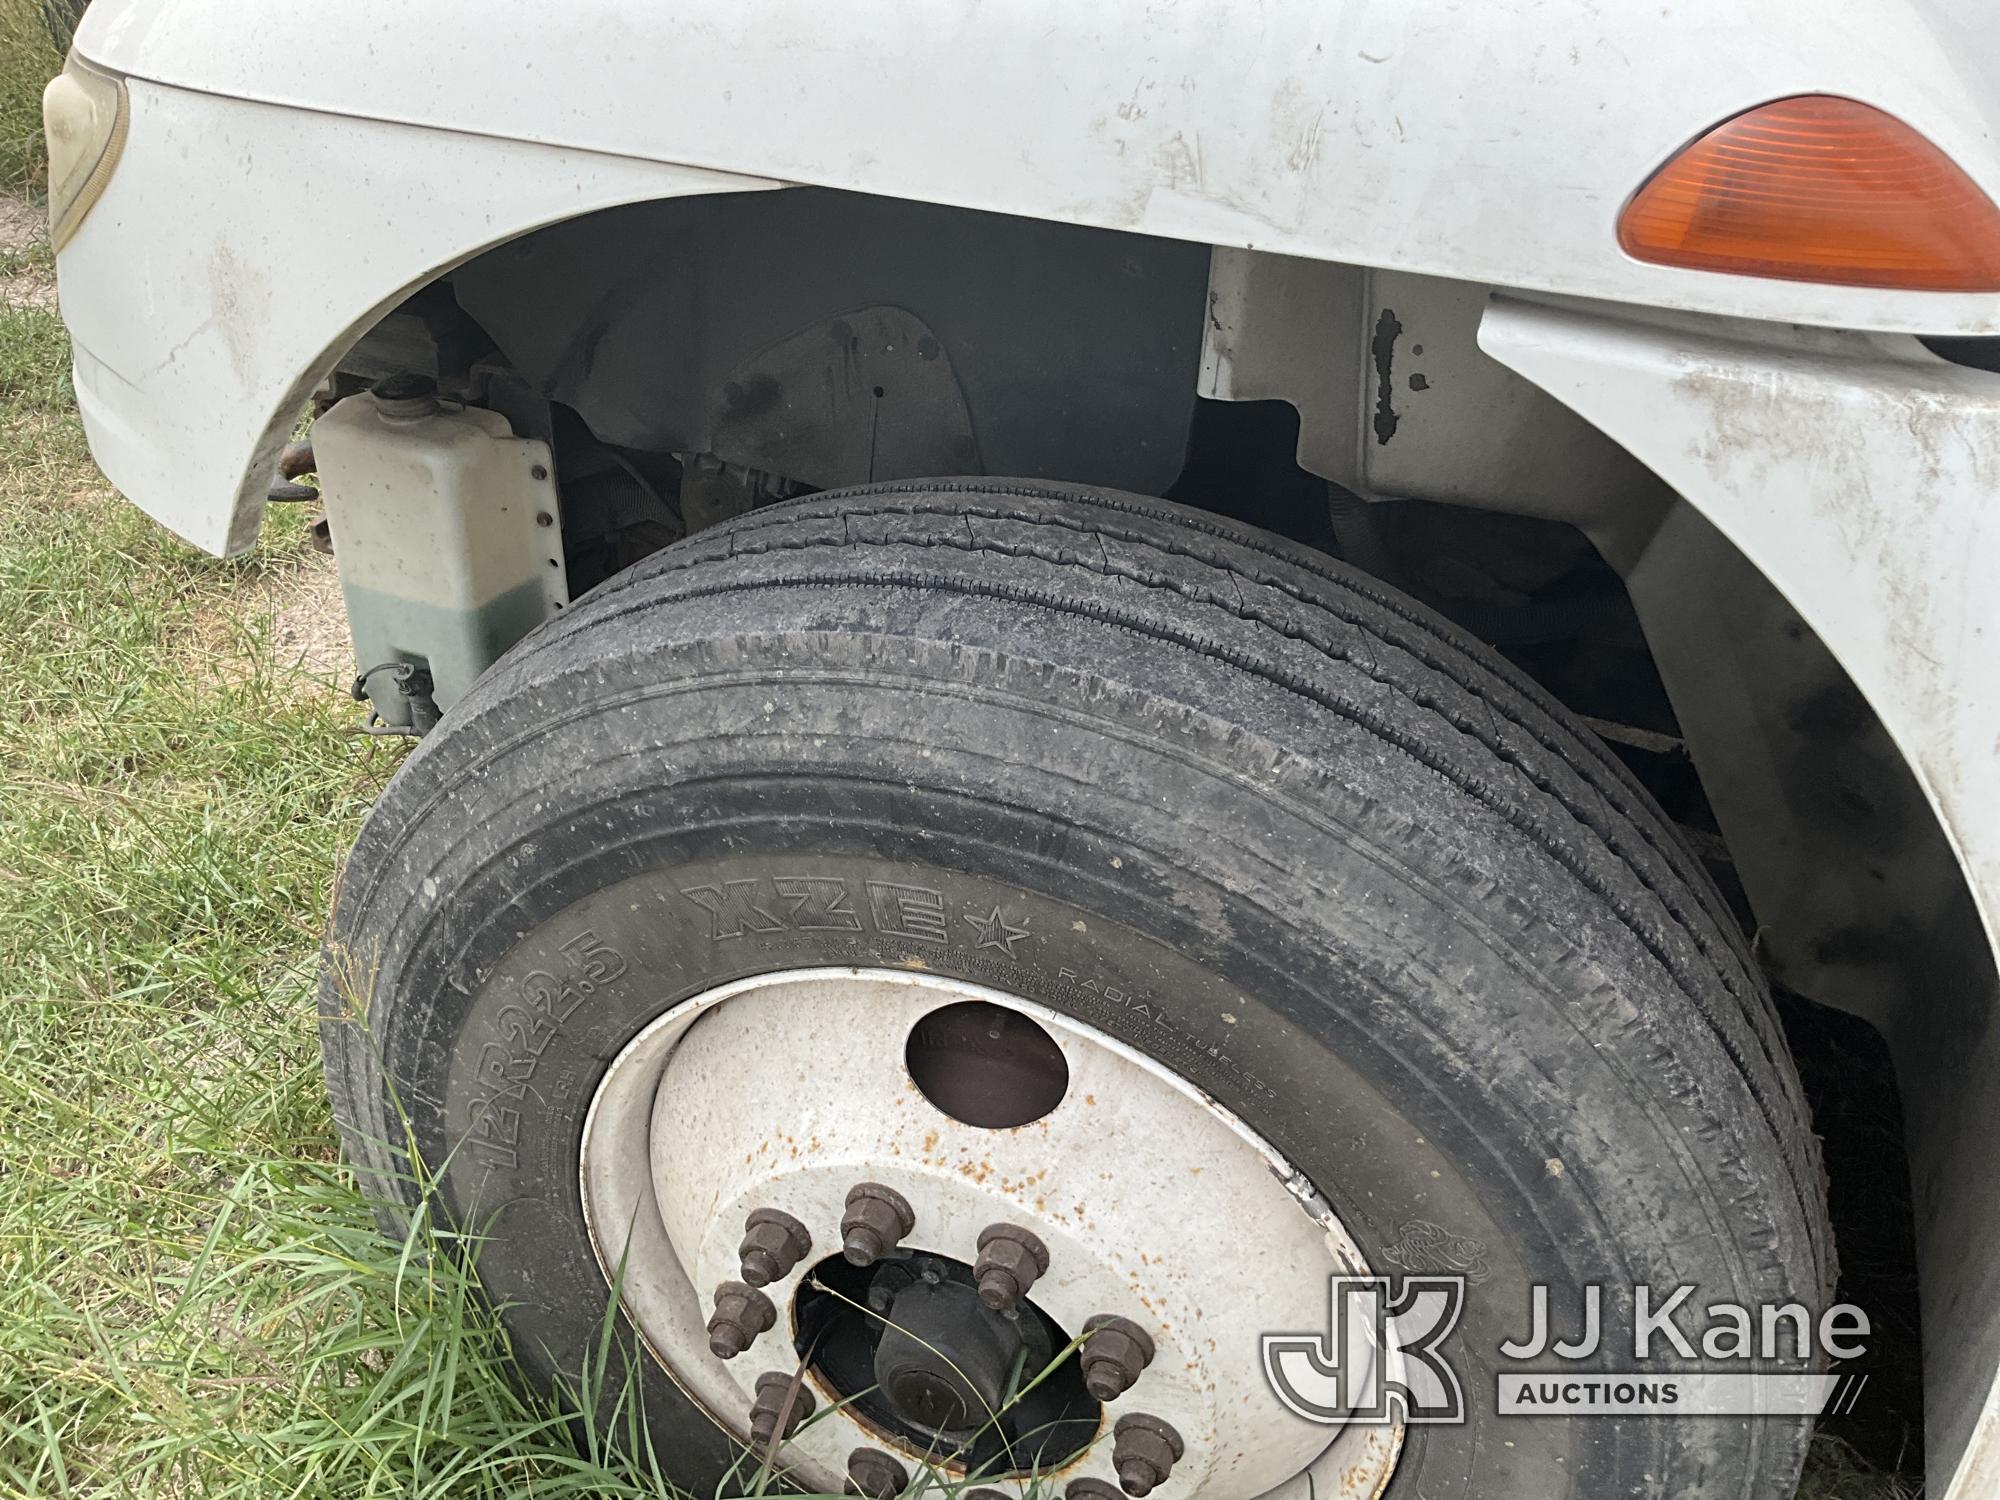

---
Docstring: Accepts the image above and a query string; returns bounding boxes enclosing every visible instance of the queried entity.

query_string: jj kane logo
[1263,1277,1872,1423]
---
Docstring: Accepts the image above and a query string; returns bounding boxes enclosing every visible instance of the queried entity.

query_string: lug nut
[846,1446,909,1499]
[841,1182,915,1267]
[1113,1414,1184,1498]
[738,1206,813,1287]
[748,1370,815,1449]
[974,1222,1050,1311]
[1067,1481,1125,1500]
[1080,1314,1157,1402]
[706,1280,776,1359]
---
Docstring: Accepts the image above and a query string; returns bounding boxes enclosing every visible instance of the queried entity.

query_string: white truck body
[51,3,2000,1492]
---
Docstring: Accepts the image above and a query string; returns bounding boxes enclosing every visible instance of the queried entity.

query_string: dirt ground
[189,545,353,683]
[0,192,54,307]
[266,553,350,679]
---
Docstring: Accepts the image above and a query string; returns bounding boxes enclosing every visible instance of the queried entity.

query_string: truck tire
[320,479,1831,1500]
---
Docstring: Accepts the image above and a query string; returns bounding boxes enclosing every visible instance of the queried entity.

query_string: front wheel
[321,480,1831,1500]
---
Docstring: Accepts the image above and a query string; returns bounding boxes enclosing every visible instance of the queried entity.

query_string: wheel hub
[579,969,1402,1498]
[794,1246,1095,1469]
[875,1271,1006,1437]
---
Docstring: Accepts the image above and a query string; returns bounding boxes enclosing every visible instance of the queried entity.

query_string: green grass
[0,248,693,1500]
[0,19,684,1486]
[0,2,57,198]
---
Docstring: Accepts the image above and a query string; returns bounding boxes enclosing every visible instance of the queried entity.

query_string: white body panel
[58,81,768,555]
[1481,299,2000,1499]
[71,0,2000,336]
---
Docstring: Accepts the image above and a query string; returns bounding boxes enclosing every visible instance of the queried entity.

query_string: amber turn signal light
[1617,94,2000,292]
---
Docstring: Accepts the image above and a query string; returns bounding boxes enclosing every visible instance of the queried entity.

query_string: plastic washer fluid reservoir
[313,377,569,731]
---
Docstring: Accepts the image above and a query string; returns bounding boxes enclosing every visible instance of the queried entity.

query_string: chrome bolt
[1080,1314,1157,1402]
[748,1370,815,1449]
[1113,1413,1185,1497]
[840,1182,915,1267]
[846,1446,909,1499]
[974,1222,1050,1311]
[706,1280,776,1359]
[738,1206,813,1287]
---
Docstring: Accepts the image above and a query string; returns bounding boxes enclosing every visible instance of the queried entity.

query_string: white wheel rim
[580,967,1403,1499]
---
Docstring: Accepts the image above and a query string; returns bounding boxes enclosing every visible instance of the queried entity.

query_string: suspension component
[739,1206,813,1287]
[845,1446,910,1499]
[748,1370,816,1449]
[706,1280,777,1358]
[973,1222,1050,1312]
[841,1182,916,1266]
[1113,1413,1185,1497]
[1079,1314,1157,1401]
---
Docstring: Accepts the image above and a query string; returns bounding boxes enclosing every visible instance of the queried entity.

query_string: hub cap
[580,968,1401,1498]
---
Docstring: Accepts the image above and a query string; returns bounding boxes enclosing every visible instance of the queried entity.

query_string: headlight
[42,59,129,252]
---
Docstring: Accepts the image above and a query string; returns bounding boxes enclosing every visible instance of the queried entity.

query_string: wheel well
[324,189,1974,1006]
[458,189,1208,492]
[324,192,1982,1015]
